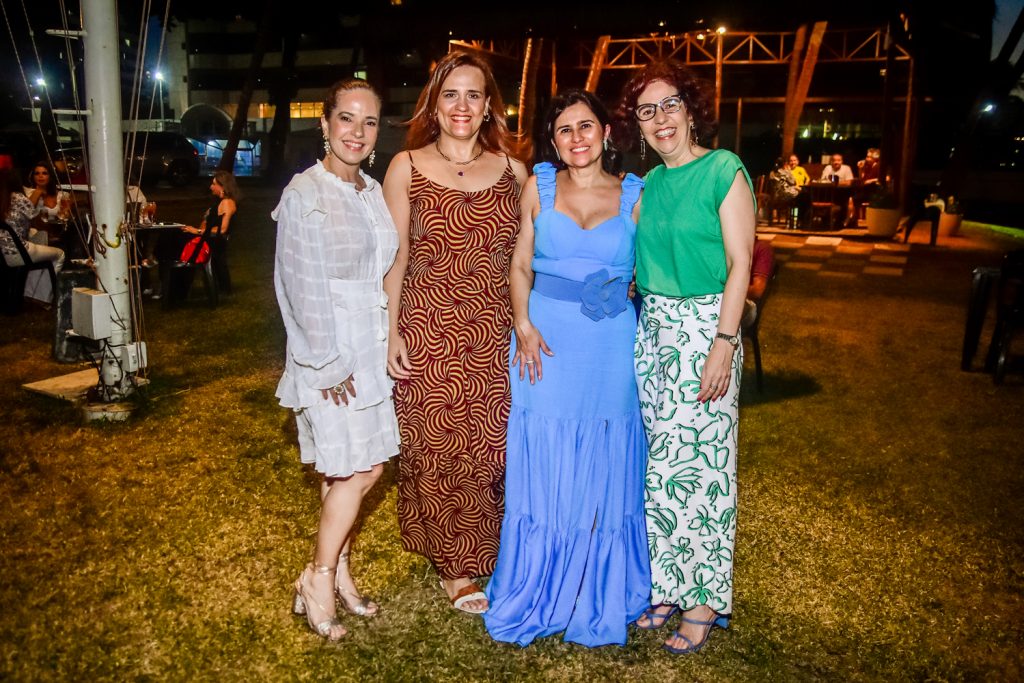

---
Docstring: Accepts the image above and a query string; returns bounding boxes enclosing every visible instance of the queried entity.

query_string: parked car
[0,124,81,177]
[124,132,200,186]
[56,132,201,188]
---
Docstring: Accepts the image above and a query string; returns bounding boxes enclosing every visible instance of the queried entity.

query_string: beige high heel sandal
[334,551,379,617]
[292,563,347,641]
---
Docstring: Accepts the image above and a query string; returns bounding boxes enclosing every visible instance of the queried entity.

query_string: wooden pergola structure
[452,23,917,204]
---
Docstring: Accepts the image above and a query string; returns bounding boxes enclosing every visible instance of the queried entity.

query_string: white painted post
[82,0,132,400]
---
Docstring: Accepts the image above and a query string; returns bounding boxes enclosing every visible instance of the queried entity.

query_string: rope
[2,2,178,384]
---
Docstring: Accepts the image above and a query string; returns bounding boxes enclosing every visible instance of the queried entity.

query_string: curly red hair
[403,51,518,157]
[613,60,718,151]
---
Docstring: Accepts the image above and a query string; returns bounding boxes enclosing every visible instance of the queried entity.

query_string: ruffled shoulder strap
[271,167,325,222]
[533,162,557,211]
[619,172,644,216]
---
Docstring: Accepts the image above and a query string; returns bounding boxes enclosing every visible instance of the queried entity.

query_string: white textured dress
[272,162,400,478]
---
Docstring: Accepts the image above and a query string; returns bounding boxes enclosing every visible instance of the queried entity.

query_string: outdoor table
[34,217,69,246]
[806,182,853,229]
[131,222,189,299]
[131,222,189,263]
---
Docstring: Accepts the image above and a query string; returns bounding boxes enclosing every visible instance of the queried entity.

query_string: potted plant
[865,186,901,238]
[938,195,964,236]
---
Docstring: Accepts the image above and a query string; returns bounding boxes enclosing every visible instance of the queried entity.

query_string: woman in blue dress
[484,89,650,647]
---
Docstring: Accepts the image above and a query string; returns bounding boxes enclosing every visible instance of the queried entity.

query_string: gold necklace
[435,141,483,176]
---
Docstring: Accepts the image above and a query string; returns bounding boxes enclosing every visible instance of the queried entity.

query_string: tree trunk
[217,0,276,173]
[266,10,298,182]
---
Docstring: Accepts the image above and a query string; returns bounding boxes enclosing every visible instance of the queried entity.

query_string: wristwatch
[715,331,740,348]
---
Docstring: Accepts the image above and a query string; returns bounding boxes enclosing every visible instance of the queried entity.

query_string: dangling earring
[689,121,698,146]
[484,110,491,122]
[603,137,608,151]
[640,135,646,161]
[368,150,376,167]
[323,136,330,156]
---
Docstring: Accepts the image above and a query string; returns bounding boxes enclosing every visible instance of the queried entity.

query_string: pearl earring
[484,110,491,122]
[368,150,376,167]
[323,137,330,156]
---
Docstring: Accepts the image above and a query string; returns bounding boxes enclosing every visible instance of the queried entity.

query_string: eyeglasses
[634,95,684,121]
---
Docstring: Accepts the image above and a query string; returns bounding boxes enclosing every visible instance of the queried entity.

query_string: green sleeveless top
[636,149,753,298]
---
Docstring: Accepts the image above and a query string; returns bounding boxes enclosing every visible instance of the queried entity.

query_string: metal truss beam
[571,27,910,70]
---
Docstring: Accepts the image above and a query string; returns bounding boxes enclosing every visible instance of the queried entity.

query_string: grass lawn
[1,184,1022,681]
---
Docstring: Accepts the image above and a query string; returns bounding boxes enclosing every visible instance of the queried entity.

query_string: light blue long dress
[484,162,651,647]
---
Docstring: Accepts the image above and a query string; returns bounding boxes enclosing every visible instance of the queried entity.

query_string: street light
[154,71,165,125]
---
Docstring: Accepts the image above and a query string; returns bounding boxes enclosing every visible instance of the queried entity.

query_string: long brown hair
[1,167,22,220]
[404,51,517,157]
[212,170,241,201]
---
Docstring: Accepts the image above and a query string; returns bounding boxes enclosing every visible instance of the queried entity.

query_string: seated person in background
[768,158,800,225]
[787,154,810,187]
[2,167,64,305]
[183,170,239,295]
[126,184,148,219]
[742,239,776,328]
[857,148,880,186]
[23,162,70,245]
[24,162,71,222]
[770,158,798,198]
[821,154,854,185]
[852,148,881,226]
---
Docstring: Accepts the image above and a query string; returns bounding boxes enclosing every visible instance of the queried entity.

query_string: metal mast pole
[83,0,132,400]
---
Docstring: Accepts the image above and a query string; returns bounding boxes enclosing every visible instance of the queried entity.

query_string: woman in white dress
[23,162,70,223]
[272,78,399,641]
[2,167,64,305]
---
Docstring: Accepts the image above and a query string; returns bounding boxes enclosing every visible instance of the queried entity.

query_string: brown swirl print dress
[395,157,520,580]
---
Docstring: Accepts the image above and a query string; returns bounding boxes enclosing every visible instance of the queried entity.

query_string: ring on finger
[525,360,535,365]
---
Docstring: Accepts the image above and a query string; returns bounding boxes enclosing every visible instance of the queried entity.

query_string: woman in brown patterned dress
[383,51,527,614]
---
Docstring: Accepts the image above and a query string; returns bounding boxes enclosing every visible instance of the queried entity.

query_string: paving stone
[862,266,904,276]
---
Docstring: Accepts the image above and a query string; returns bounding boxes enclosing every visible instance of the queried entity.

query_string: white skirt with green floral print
[635,292,741,614]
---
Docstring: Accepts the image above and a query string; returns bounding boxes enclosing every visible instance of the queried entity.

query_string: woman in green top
[616,60,756,654]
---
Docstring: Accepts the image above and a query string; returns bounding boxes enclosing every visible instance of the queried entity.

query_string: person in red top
[858,148,880,185]
[742,239,776,328]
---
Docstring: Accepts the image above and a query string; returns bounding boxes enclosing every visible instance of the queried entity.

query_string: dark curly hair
[613,60,718,152]
[538,88,622,176]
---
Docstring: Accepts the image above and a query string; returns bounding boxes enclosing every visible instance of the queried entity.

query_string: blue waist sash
[532,271,630,321]
[533,272,587,301]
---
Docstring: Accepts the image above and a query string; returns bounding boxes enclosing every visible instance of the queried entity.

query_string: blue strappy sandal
[663,613,730,654]
[635,604,679,630]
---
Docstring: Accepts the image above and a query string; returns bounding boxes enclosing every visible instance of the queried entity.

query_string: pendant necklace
[435,140,483,176]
